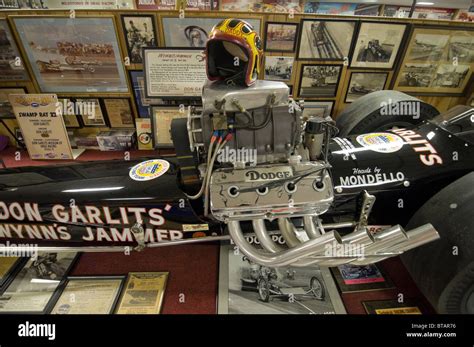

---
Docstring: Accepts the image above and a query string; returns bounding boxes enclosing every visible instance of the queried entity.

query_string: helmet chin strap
[224,69,246,86]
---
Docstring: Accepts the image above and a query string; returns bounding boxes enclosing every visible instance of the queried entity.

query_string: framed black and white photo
[218,244,346,314]
[264,22,299,53]
[345,72,388,103]
[393,26,474,95]
[0,252,78,314]
[51,276,125,314]
[102,98,134,128]
[297,19,357,61]
[264,56,294,81]
[121,14,158,64]
[76,98,107,127]
[297,64,343,98]
[350,22,408,69]
[302,100,335,120]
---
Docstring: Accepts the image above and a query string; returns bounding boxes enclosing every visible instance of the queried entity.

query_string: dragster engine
[178,79,440,268]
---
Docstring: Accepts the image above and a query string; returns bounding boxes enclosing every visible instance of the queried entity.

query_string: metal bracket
[356,190,376,231]
[131,222,146,252]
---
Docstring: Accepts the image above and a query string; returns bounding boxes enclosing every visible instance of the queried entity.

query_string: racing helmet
[206,18,263,87]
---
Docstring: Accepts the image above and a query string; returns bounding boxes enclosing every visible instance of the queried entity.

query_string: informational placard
[143,48,207,98]
[43,0,135,9]
[8,94,84,160]
[115,272,168,314]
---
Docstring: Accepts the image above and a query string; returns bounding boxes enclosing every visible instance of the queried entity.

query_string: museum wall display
[0,7,472,148]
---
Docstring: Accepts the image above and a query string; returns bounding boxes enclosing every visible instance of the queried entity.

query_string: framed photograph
[151,106,187,148]
[0,257,26,293]
[0,19,28,81]
[0,252,78,314]
[393,27,474,95]
[345,72,388,103]
[129,70,163,118]
[43,0,135,9]
[298,64,342,98]
[0,87,26,119]
[50,276,125,314]
[0,0,19,9]
[297,19,357,61]
[221,0,301,12]
[350,22,408,69]
[12,17,129,93]
[77,98,107,127]
[115,272,168,314]
[302,100,334,120]
[16,0,47,8]
[161,17,261,48]
[57,98,81,128]
[264,22,299,53]
[264,56,294,81]
[363,299,423,315]
[103,98,134,128]
[330,264,394,293]
[121,15,158,64]
[217,244,346,314]
[143,48,207,99]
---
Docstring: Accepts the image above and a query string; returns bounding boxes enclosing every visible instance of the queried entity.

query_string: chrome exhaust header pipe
[252,219,284,254]
[350,225,408,265]
[229,216,439,268]
[350,223,439,265]
[228,220,343,267]
[316,228,374,267]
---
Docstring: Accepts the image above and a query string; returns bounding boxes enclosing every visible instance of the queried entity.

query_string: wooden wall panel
[0,9,473,145]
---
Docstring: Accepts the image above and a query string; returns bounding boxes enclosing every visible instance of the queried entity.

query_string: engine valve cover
[210,162,333,222]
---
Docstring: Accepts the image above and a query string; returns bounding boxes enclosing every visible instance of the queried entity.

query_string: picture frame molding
[8,14,129,95]
[102,97,135,128]
[390,24,474,96]
[297,63,344,99]
[49,275,126,314]
[264,21,299,53]
[349,20,410,71]
[296,18,359,62]
[344,70,389,103]
[120,13,158,65]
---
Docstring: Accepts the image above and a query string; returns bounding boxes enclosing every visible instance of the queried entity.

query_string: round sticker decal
[129,159,170,181]
[356,132,404,153]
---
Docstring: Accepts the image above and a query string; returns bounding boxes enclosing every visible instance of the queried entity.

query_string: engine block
[188,80,304,164]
